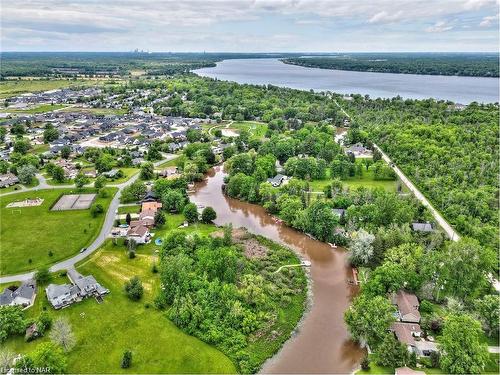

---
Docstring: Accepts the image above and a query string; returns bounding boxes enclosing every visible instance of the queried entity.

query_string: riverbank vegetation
[156,228,307,373]
[282,53,499,77]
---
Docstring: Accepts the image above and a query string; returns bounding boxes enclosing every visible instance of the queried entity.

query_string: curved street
[0,155,177,283]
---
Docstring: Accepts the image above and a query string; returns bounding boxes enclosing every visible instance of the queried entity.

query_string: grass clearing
[155,157,179,169]
[307,160,400,193]
[0,80,93,99]
[0,187,116,275]
[3,237,236,373]
[4,104,68,114]
[231,121,268,138]
[60,106,129,115]
[117,204,141,215]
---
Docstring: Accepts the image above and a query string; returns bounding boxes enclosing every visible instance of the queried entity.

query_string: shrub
[121,350,132,369]
[35,268,51,284]
[201,206,217,223]
[90,203,104,217]
[124,277,143,301]
[183,203,198,223]
[360,355,370,371]
[420,300,434,315]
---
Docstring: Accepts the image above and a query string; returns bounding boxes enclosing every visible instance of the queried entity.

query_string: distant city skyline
[2,0,499,52]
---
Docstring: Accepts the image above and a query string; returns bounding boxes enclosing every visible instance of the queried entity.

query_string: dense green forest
[282,53,499,77]
[342,97,499,250]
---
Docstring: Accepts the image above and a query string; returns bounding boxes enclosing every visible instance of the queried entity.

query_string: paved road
[0,155,177,283]
[332,98,460,242]
[489,346,500,354]
[372,144,460,242]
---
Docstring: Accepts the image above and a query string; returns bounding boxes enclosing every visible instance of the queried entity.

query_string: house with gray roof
[0,280,37,309]
[46,270,108,309]
[412,222,434,233]
[266,174,288,187]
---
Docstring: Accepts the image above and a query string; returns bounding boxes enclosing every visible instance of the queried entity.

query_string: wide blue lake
[195,58,499,104]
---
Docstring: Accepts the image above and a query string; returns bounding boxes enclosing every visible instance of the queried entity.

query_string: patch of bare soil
[242,238,268,259]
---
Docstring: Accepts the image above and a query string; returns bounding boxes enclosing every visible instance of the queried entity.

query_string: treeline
[282,53,499,77]
[342,97,499,250]
[0,52,306,78]
[104,76,348,124]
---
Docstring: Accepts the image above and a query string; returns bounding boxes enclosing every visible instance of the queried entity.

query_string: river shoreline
[190,166,364,373]
[195,58,499,104]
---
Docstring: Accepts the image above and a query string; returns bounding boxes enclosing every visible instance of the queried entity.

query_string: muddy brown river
[190,166,364,374]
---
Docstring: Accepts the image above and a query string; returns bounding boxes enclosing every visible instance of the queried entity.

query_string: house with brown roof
[126,224,150,244]
[142,201,162,212]
[392,290,421,323]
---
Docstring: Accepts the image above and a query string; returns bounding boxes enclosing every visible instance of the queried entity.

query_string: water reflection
[190,167,365,373]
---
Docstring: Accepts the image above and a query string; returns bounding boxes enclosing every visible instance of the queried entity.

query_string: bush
[183,203,198,223]
[90,203,104,217]
[121,350,132,369]
[420,300,434,314]
[35,268,51,284]
[429,351,440,368]
[151,263,158,274]
[360,355,370,371]
[37,312,52,333]
[201,206,217,223]
[124,277,143,301]
[128,250,136,259]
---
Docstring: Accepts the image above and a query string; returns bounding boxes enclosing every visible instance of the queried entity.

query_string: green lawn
[108,167,139,184]
[307,161,399,193]
[3,238,236,373]
[60,106,129,115]
[0,187,116,275]
[4,104,68,114]
[117,204,141,215]
[231,121,268,138]
[0,80,92,99]
[0,179,40,195]
[155,158,179,169]
[32,143,50,154]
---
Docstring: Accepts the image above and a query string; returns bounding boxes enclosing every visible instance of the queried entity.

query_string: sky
[1,0,499,52]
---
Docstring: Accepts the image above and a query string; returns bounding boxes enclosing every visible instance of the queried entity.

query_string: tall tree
[439,314,489,374]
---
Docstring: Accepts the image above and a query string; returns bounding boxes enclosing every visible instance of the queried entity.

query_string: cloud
[425,20,454,32]
[479,13,499,26]
[1,0,498,51]
[368,11,404,24]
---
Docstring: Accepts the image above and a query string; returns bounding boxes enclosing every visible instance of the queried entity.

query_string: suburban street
[0,155,177,283]
[372,144,460,242]
[332,98,461,242]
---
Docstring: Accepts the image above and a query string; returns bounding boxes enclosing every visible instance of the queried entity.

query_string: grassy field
[60,106,129,115]
[3,237,236,373]
[155,157,179,169]
[307,160,400,193]
[4,104,68,114]
[0,179,39,195]
[0,80,92,99]
[117,204,141,215]
[32,143,50,154]
[0,187,116,275]
[108,167,139,184]
[231,121,268,138]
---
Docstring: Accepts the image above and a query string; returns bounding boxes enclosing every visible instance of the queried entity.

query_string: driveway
[0,154,177,283]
